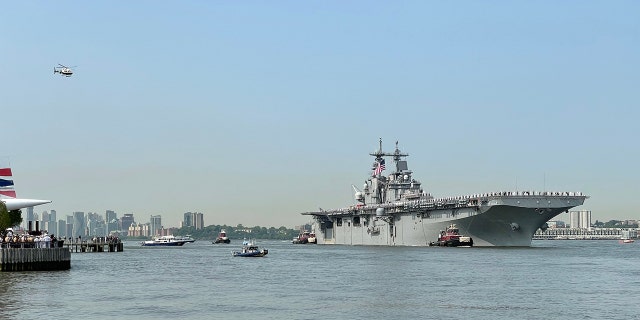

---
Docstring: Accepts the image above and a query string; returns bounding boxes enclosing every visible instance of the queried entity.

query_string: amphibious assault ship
[301,140,588,247]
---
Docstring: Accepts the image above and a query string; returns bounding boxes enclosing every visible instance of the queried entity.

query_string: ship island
[302,139,588,247]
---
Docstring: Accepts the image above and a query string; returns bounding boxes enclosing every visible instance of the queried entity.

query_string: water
[1,240,639,319]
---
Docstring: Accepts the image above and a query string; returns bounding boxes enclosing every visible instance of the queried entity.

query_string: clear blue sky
[2,1,638,228]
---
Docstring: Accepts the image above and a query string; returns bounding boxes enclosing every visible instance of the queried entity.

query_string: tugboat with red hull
[213,230,231,244]
[429,224,473,247]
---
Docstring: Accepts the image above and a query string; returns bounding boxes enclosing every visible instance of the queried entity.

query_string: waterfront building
[534,227,639,240]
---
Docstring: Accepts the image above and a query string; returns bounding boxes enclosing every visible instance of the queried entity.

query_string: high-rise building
[48,210,57,232]
[194,212,204,230]
[183,212,194,227]
[26,206,35,225]
[183,212,204,230]
[569,210,591,229]
[57,219,67,238]
[105,210,117,222]
[105,210,117,235]
[72,211,86,238]
[41,211,49,226]
[150,215,162,236]
[120,214,135,236]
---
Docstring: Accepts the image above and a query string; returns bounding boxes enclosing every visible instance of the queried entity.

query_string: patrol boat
[301,140,588,247]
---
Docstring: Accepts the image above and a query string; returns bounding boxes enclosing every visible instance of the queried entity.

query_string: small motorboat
[213,230,231,244]
[619,230,635,244]
[429,224,473,247]
[232,240,268,257]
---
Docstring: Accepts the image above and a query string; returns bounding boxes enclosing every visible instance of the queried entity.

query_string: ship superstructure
[302,140,588,247]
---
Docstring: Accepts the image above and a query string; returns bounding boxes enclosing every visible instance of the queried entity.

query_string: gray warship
[302,140,588,247]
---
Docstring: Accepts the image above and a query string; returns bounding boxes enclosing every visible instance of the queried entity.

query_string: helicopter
[54,64,75,77]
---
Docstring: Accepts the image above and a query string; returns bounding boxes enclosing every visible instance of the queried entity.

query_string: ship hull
[310,196,585,247]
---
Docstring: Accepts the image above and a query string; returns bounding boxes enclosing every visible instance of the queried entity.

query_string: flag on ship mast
[373,159,385,176]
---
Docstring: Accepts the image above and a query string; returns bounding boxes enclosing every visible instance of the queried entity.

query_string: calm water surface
[1,240,639,319]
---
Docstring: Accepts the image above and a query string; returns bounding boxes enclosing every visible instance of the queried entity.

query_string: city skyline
[23,207,636,234]
[2,2,639,227]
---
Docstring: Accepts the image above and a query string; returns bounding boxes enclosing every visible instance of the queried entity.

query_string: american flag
[373,159,385,176]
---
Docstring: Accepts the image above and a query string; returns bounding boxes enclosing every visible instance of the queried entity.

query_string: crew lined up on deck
[340,190,586,213]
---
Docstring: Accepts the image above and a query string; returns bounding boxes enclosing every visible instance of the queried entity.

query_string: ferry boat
[301,140,588,247]
[141,235,194,247]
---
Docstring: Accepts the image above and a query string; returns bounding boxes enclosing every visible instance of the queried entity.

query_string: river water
[1,240,638,319]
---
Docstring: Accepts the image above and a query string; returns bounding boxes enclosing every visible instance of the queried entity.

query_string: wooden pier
[64,241,124,253]
[0,247,71,271]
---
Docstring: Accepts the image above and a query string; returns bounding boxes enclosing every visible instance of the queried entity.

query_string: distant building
[72,211,86,238]
[26,207,35,226]
[57,219,67,238]
[48,210,57,235]
[150,215,162,236]
[40,211,49,231]
[182,212,204,230]
[569,210,591,229]
[87,212,106,237]
[105,210,117,235]
[182,212,192,227]
[128,222,150,237]
[120,214,135,236]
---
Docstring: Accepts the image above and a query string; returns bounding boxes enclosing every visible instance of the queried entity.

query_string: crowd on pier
[0,228,122,249]
[0,228,60,248]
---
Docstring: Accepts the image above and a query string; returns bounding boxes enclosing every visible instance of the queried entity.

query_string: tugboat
[213,229,231,244]
[429,224,473,247]
[308,232,317,244]
[292,230,310,244]
[232,239,268,257]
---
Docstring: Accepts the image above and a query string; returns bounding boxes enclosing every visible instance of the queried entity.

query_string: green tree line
[144,224,302,240]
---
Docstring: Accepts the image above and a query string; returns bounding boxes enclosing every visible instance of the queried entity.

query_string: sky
[1,1,639,229]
